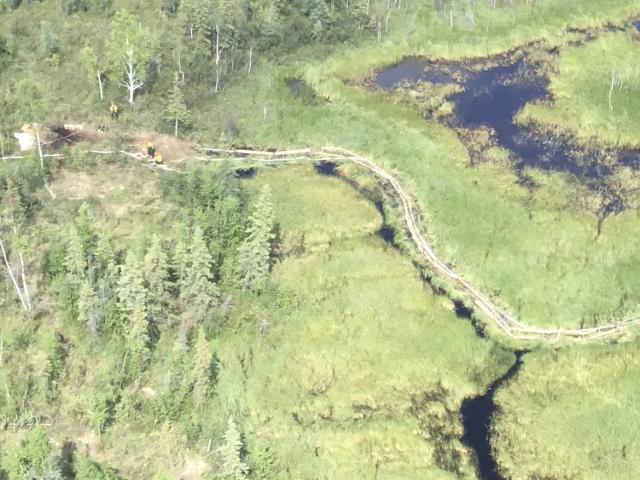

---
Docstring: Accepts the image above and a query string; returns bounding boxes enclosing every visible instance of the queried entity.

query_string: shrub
[73,451,119,480]
[40,22,60,58]
[1,426,53,480]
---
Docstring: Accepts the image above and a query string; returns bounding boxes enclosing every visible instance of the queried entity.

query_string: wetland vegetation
[1,0,640,479]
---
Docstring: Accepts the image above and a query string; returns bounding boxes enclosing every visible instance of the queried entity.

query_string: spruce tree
[78,278,101,338]
[117,251,151,377]
[117,250,147,317]
[144,235,172,326]
[179,0,197,37]
[125,305,151,378]
[180,226,220,323]
[95,235,117,280]
[65,227,87,282]
[74,203,95,252]
[234,185,275,293]
[173,238,189,286]
[165,72,190,137]
[73,451,119,480]
[1,177,26,233]
[350,0,371,28]
[217,416,248,480]
[191,327,213,406]
[180,0,212,56]
[214,0,240,49]
[95,235,120,334]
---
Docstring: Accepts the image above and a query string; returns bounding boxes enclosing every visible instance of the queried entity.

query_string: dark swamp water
[369,33,640,479]
[461,352,526,480]
[373,42,640,219]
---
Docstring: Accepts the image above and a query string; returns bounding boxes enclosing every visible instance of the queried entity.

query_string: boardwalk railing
[192,146,640,341]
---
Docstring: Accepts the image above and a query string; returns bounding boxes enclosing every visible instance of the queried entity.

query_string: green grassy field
[192,2,640,331]
[518,31,640,148]
[305,2,640,332]
[493,342,640,479]
[238,166,513,479]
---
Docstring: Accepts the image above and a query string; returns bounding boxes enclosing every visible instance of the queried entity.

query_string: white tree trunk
[215,26,221,93]
[0,239,28,313]
[122,39,143,104]
[18,251,31,314]
[175,117,179,137]
[0,126,5,160]
[178,52,185,81]
[97,70,104,100]
[34,124,55,199]
[608,71,616,111]
[450,1,455,29]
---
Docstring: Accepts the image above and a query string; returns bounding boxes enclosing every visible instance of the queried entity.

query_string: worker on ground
[109,101,119,120]
[153,152,163,164]
[145,141,155,158]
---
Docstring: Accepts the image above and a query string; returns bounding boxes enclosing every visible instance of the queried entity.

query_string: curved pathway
[191,146,640,341]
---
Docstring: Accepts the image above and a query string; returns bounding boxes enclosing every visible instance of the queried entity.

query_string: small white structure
[14,131,35,151]
[14,125,36,151]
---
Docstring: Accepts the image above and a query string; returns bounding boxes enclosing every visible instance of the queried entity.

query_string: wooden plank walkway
[184,146,640,341]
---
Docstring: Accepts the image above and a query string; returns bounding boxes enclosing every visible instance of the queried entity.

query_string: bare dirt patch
[177,457,210,480]
[134,132,196,163]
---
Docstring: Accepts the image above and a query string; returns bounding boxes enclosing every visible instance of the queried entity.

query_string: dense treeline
[0,0,405,136]
[0,0,552,141]
[0,1,415,476]
[0,154,279,478]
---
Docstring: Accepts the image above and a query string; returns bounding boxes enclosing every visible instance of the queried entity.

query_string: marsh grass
[518,31,640,147]
[191,2,640,327]
[196,56,640,330]
[493,342,640,479]
[237,165,513,479]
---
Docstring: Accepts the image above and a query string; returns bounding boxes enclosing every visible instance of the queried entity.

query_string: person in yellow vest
[109,101,119,120]
[153,152,163,164]
[145,141,155,158]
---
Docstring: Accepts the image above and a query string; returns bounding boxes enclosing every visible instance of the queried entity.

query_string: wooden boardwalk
[192,146,640,342]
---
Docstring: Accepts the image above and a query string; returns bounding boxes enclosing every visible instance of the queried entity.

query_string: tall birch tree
[108,10,151,104]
